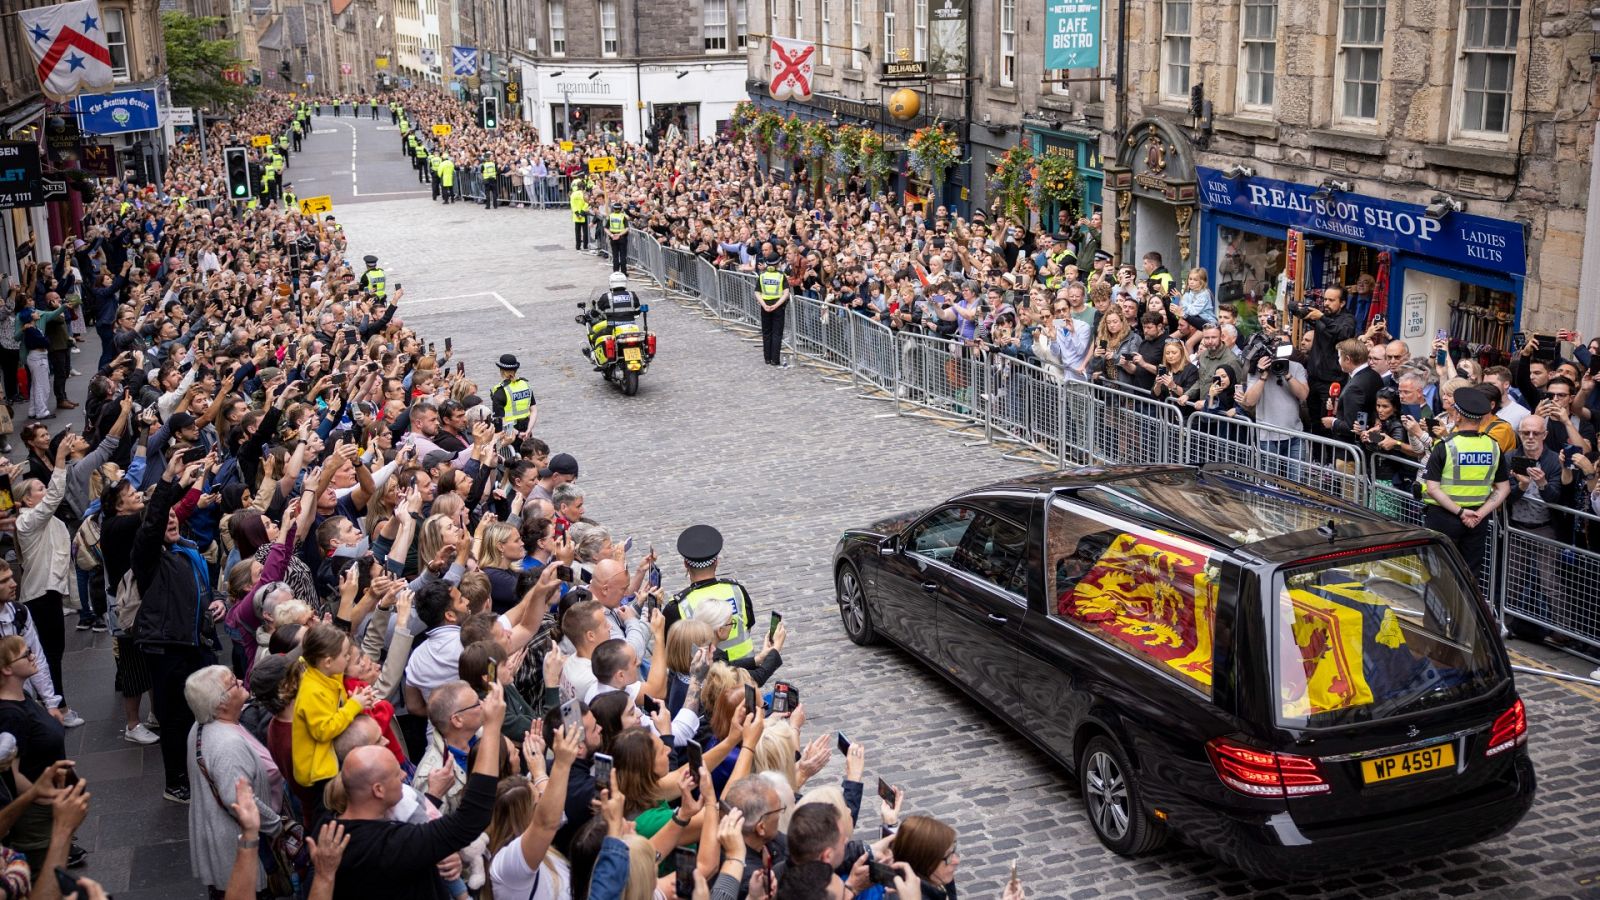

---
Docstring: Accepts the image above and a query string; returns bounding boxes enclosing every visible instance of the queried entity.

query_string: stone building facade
[1102,0,1592,340]
[513,0,750,141]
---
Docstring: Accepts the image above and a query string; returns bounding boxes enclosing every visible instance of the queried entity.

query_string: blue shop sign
[1196,166,1525,276]
[71,89,161,135]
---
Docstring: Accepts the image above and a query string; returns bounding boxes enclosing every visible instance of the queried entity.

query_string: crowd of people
[0,89,1038,900]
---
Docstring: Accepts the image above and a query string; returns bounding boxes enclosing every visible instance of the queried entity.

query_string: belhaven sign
[1196,166,1526,276]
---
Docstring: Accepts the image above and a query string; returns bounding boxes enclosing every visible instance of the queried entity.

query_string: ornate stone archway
[1103,118,1199,263]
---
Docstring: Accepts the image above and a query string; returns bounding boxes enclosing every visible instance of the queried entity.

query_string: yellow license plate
[623,347,641,361]
[1361,742,1455,784]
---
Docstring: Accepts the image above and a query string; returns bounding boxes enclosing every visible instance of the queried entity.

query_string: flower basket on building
[989,143,1034,224]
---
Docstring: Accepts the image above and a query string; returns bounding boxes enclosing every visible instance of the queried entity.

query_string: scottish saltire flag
[17,0,115,101]
[451,46,477,76]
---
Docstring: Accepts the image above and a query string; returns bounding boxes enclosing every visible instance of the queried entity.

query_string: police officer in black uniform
[663,525,758,661]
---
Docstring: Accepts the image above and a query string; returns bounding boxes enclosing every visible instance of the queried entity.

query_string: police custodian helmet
[677,524,723,570]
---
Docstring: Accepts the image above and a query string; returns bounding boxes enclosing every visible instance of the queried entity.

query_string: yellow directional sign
[299,195,334,215]
[558,140,574,152]
[432,123,452,136]
[586,156,616,174]
[250,134,272,148]
[375,56,390,69]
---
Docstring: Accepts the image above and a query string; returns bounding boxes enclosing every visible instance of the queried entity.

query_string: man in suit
[1322,338,1383,443]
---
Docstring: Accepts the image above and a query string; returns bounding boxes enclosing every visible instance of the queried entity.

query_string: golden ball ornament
[887,89,921,121]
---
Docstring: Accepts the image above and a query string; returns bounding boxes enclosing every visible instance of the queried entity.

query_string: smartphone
[685,738,704,779]
[1436,346,1448,366]
[674,847,697,899]
[554,564,574,582]
[456,361,465,375]
[836,731,852,755]
[60,765,79,788]
[560,698,582,733]
[646,565,662,589]
[743,684,757,718]
[484,659,498,686]
[1510,456,1536,475]
[54,868,83,900]
[623,537,634,553]
[767,611,782,642]
[591,752,614,788]
[331,371,347,386]
[1436,328,1448,341]
[770,681,797,715]
[1354,412,1369,429]
[444,337,453,352]
[868,860,898,886]
[0,474,12,513]
[876,777,896,805]
[1098,339,1107,351]
[181,445,209,465]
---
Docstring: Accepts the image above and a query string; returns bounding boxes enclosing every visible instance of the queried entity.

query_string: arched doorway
[1103,118,1198,271]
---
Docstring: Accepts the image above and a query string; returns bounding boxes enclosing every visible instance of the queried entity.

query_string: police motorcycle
[576,272,656,395]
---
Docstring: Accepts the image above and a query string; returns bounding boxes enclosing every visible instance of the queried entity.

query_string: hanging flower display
[857,129,894,196]
[906,124,962,192]
[752,111,784,151]
[780,114,807,160]
[988,143,1035,223]
[729,101,759,141]
[1034,148,1083,212]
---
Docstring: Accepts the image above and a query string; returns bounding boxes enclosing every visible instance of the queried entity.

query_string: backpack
[73,515,103,572]
[112,569,142,636]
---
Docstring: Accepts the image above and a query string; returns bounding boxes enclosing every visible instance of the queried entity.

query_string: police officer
[291,116,303,152]
[438,153,456,204]
[1422,386,1512,579]
[482,155,499,209]
[282,182,298,213]
[490,354,537,433]
[756,258,788,367]
[358,255,387,301]
[429,147,442,201]
[606,202,629,273]
[664,525,757,661]
[570,181,590,251]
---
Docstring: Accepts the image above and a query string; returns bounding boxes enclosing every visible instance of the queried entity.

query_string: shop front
[521,61,746,144]
[1196,166,1528,362]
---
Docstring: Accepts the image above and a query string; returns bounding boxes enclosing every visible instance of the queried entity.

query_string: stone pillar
[1581,118,1600,335]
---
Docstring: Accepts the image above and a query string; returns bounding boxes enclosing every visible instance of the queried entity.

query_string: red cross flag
[17,0,115,101]
[770,36,815,102]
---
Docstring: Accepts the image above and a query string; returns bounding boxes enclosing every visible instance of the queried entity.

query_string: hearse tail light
[1206,737,1331,798]
[1485,699,1526,757]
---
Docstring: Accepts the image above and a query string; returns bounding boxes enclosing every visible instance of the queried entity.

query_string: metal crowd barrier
[1502,503,1600,647]
[1181,412,1368,504]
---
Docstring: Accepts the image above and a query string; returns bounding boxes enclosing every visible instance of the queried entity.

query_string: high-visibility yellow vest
[283,191,297,209]
[499,377,533,424]
[673,579,754,660]
[759,271,784,301]
[1424,433,1499,508]
[570,189,588,222]
[607,211,626,236]
[439,160,455,187]
[363,267,387,300]
[482,161,497,178]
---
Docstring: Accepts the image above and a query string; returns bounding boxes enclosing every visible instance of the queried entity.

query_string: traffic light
[224,147,252,200]
[481,96,498,129]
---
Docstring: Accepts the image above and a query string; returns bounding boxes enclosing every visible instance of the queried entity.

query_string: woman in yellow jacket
[291,624,374,812]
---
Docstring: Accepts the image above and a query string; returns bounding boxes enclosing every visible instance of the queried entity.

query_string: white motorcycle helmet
[609,272,628,291]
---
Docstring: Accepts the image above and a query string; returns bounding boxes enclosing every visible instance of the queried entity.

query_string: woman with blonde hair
[430,491,468,531]
[485,724,580,900]
[417,512,466,573]
[1152,338,1199,402]
[664,618,715,716]
[476,522,526,613]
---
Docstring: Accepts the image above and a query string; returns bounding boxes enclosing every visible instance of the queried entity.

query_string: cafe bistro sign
[1197,166,1526,276]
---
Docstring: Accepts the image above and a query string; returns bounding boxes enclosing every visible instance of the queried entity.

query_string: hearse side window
[951,513,1029,596]
[1046,499,1220,696]
[904,506,976,563]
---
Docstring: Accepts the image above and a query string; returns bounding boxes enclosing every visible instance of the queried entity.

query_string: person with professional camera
[1241,314,1311,477]
[1289,286,1357,435]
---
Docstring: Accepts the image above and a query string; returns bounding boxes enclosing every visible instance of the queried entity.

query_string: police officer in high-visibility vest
[570,182,590,251]
[438,154,456,205]
[606,203,629,274]
[489,354,537,434]
[359,255,387,301]
[282,183,298,212]
[664,525,757,661]
[756,258,789,367]
[291,117,303,151]
[428,149,442,201]
[1422,386,1512,579]
[482,155,499,209]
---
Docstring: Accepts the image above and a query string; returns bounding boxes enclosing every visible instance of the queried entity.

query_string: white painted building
[516,59,747,144]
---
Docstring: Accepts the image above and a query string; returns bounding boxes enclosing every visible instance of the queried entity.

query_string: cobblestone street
[327,136,1600,899]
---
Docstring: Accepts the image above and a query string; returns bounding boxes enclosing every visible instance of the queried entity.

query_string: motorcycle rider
[587,272,641,363]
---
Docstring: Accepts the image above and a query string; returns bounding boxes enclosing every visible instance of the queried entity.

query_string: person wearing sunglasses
[414,679,483,814]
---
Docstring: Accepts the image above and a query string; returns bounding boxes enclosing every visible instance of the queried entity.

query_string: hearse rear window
[1081,471,1367,547]
[1272,542,1504,728]
[1048,500,1219,696]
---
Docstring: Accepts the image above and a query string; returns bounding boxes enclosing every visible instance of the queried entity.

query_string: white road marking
[404,291,525,318]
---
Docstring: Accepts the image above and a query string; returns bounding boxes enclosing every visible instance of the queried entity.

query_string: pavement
[47,112,1600,898]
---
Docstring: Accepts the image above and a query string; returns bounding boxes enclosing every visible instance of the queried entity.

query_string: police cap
[497,353,521,370]
[678,524,723,569]
[363,255,378,266]
[1454,386,1493,418]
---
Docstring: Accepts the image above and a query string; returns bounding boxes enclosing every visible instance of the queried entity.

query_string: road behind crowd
[60,113,1600,899]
